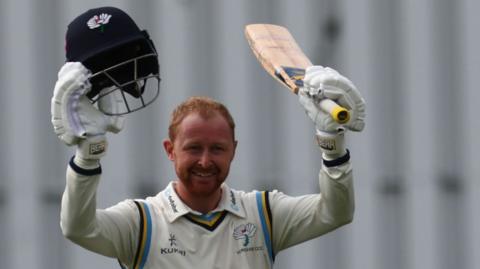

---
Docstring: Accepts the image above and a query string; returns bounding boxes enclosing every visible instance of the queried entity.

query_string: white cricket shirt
[61,157,354,269]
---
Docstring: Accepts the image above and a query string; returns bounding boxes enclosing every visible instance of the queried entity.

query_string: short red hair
[168,96,236,141]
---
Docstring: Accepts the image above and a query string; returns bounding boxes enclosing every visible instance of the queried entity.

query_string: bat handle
[319,99,350,124]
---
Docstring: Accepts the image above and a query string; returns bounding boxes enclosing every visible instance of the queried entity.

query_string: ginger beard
[164,112,237,200]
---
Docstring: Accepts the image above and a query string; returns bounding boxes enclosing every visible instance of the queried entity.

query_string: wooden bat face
[245,23,350,124]
[244,24,312,94]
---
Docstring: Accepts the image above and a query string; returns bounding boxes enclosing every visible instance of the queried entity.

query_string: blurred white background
[0,0,479,268]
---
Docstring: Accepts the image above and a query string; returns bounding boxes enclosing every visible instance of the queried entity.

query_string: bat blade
[244,23,350,124]
[244,24,311,94]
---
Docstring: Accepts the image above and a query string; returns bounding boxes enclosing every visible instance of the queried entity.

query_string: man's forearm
[60,156,102,239]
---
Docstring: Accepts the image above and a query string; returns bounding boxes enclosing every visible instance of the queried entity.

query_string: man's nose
[198,151,213,167]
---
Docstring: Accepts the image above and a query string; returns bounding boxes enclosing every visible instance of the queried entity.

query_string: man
[52,6,366,269]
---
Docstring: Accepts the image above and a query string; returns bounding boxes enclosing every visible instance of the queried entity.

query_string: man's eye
[185,145,201,151]
[212,145,225,152]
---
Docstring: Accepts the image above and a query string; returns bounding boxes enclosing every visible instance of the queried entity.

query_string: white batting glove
[298,66,366,159]
[51,62,125,160]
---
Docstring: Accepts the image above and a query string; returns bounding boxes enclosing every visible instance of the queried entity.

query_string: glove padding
[299,66,366,132]
[298,66,366,159]
[51,62,125,159]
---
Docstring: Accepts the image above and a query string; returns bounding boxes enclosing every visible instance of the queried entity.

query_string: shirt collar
[217,184,246,218]
[159,182,246,223]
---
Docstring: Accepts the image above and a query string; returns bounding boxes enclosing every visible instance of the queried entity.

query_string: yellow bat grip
[319,99,350,124]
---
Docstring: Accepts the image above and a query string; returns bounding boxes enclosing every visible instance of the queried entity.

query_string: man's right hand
[51,62,125,160]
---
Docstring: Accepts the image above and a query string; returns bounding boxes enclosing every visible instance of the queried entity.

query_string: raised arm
[51,62,138,265]
[272,65,366,253]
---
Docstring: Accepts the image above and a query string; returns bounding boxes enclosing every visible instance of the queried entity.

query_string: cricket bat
[244,23,349,124]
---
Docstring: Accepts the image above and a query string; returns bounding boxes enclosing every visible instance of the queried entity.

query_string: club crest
[87,13,112,30]
[233,223,257,246]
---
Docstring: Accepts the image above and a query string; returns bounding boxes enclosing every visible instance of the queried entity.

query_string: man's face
[163,112,237,199]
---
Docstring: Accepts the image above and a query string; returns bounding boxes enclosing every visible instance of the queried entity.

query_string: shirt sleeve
[270,161,354,253]
[60,157,140,266]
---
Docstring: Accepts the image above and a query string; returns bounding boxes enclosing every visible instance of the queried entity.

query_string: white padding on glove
[51,62,125,159]
[299,66,366,132]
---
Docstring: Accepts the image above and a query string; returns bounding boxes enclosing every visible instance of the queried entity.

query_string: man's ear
[163,139,175,161]
[231,140,238,161]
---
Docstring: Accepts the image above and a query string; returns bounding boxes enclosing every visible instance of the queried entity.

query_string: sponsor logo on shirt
[236,245,264,255]
[230,190,239,211]
[160,233,186,256]
[168,195,178,213]
[169,233,177,246]
[164,186,178,213]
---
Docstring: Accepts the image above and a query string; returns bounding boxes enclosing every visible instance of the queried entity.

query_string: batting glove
[51,62,125,160]
[298,66,366,159]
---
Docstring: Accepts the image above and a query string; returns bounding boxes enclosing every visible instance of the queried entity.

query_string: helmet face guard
[88,53,161,115]
[84,37,161,115]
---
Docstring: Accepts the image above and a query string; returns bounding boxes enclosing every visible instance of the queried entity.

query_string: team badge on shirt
[234,223,264,255]
[233,223,257,246]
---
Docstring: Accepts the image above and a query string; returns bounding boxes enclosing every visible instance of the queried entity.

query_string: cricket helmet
[65,6,160,115]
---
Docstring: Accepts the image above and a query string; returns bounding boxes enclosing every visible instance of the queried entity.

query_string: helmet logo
[87,13,112,32]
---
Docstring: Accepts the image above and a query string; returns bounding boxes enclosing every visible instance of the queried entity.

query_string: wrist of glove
[76,135,108,160]
[315,129,347,160]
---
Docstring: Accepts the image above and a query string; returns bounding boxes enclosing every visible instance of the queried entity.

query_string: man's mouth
[192,171,216,178]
